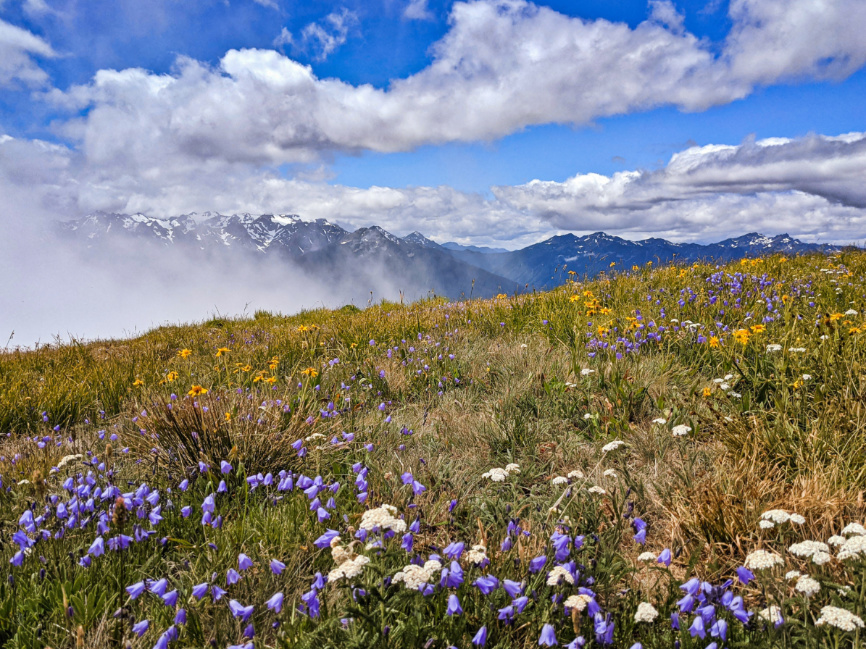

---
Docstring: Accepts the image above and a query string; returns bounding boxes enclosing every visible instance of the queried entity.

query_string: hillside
[0,252,865,648]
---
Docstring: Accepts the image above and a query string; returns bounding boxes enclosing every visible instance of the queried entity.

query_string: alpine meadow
[2,253,866,648]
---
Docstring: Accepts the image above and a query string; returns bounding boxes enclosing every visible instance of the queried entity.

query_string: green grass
[1,252,866,648]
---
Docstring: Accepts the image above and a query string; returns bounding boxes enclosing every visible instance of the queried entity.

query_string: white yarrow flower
[815,606,865,632]
[671,424,691,437]
[634,602,659,623]
[795,575,821,597]
[602,440,626,453]
[551,476,568,486]
[744,549,785,570]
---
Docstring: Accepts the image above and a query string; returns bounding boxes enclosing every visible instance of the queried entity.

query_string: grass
[0,252,865,647]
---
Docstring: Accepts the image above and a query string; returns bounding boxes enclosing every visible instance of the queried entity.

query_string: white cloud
[251,0,279,9]
[0,18,55,87]
[726,0,866,84]
[5,129,866,248]
[49,0,866,173]
[404,0,434,21]
[494,132,866,241]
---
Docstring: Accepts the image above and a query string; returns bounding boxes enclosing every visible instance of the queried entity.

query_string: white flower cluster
[671,424,691,437]
[546,565,575,586]
[788,541,830,558]
[551,476,568,486]
[482,464,520,482]
[580,368,596,376]
[815,606,865,632]
[759,509,805,529]
[587,486,606,495]
[564,594,593,611]
[758,606,783,625]
[603,469,618,478]
[837,535,866,561]
[785,570,801,580]
[744,549,785,571]
[651,418,667,425]
[766,344,783,352]
[359,504,407,534]
[602,440,626,453]
[634,602,659,623]
[567,470,585,479]
[465,544,488,566]
[841,522,866,536]
[392,560,442,590]
[637,552,656,562]
[788,347,807,353]
[328,538,370,583]
[795,575,821,597]
[52,454,82,472]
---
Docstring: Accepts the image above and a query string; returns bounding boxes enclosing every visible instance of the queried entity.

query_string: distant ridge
[59,212,841,297]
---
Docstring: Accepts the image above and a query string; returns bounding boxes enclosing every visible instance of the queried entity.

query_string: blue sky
[2,0,866,248]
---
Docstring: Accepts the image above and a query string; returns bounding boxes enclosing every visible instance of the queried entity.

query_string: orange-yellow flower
[165,371,178,383]
[178,348,192,358]
[132,378,144,387]
[708,336,720,348]
[750,324,766,334]
[188,385,208,396]
[733,329,750,345]
[302,367,318,378]
[702,387,712,398]
[215,347,230,357]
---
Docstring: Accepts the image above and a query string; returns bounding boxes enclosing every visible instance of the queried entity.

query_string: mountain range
[59,211,841,301]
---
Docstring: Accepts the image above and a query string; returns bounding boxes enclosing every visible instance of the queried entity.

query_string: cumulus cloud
[494,132,866,242]
[725,0,866,84]
[5,129,866,247]
[0,18,55,87]
[44,0,866,173]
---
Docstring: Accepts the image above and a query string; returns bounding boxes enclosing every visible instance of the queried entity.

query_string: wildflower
[474,575,499,594]
[504,463,520,473]
[603,469,617,478]
[758,606,784,628]
[472,626,488,646]
[546,566,574,586]
[192,582,209,599]
[761,509,791,524]
[841,522,866,536]
[132,620,149,637]
[528,556,547,573]
[815,606,864,631]
[788,540,830,558]
[652,418,667,425]
[238,553,253,570]
[671,424,691,437]
[565,594,593,611]
[837,535,866,560]
[735,566,754,585]
[657,548,671,567]
[601,440,625,453]
[126,581,146,599]
[744,550,784,570]
[588,486,606,495]
[637,552,656,562]
[551,476,568,486]
[132,378,144,387]
[539,624,557,646]
[766,344,782,352]
[785,570,802,580]
[302,367,318,378]
[733,329,750,344]
[481,468,509,481]
[178,349,192,358]
[635,602,659,623]
[795,575,820,597]
[228,600,255,622]
[580,368,595,376]
[266,592,284,613]
[446,594,463,616]
[270,559,286,575]
[567,470,584,479]
[188,385,207,397]
[215,347,230,357]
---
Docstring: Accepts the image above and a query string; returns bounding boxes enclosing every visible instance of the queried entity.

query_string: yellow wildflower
[702,387,712,398]
[225,412,232,422]
[188,385,208,396]
[708,336,720,348]
[302,367,318,378]
[733,329,751,345]
[750,324,766,334]
[165,371,178,383]
[132,378,144,387]
[178,348,192,359]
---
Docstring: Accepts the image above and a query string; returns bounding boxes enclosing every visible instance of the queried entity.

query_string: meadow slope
[1,253,865,648]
